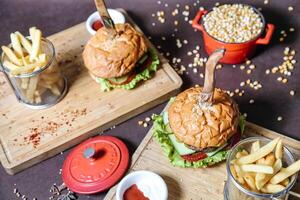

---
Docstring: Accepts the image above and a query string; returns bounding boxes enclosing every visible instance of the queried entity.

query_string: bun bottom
[88,71,100,83]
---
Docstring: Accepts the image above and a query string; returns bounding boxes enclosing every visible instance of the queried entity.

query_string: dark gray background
[0,0,299,199]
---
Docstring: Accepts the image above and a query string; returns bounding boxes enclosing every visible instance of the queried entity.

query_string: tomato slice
[229,131,241,148]
[181,152,207,162]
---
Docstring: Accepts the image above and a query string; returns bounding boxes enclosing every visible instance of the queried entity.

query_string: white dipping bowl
[116,170,168,200]
[86,9,125,35]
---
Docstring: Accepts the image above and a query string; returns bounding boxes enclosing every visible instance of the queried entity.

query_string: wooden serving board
[0,10,182,175]
[105,107,300,200]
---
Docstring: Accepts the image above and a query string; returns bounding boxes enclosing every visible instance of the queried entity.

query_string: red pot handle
[192,10,208,32]
[256,24,275,45]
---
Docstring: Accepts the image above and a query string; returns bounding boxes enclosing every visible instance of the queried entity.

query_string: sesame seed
[246,60,251,65]
[240,65,245,70]
[240,82,245,87]
[145,117,151,122]
[143,122,148,127]
[138,120,143,125]
[246,69,252,74]
[277,116,283,121]
[249,99,255,104]
[288,6,294,12]
[265,69,270,74]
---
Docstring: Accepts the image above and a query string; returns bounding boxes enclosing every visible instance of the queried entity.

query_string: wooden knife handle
[199,48,225,106]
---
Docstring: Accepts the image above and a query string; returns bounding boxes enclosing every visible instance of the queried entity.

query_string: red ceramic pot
[192,7,275,64]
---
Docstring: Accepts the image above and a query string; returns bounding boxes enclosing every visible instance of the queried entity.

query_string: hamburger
[152,49,245,167]
[83,23,159,91]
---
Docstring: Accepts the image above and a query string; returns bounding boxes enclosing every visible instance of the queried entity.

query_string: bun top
[82,23,147,78]
[168,86,239,149]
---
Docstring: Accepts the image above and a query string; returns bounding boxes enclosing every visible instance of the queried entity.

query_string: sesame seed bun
[168,86,239,149]
[82,23,147,78]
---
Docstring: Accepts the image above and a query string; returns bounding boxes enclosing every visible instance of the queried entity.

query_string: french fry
[270,160,300,184]
[236,138,280,165]
[280,178,290,187]
[233,164,245,184]
[50,83,61,96]
[256,158,266,165]
[241,164,274,174]
[1,46,23,66]
[15,31,32,53]
[2,60,21,71]
[26,77,38,103]
[35,86,47,96]
[251,141,260,153]
[241,149,249,156]
[230,165,238,180]
[38,53,47,63]
[40,72,60,83]
[255,159,282,190]
[255,173,266,190]
[29,27,42,61]
[244,173,257,192]
[21,78,30,89]
[275,140,283,160]
[34,94,42,104]
[265,153,275,166]
[261,184,285,194]
[236,152,244,159]
[10,33,23,58]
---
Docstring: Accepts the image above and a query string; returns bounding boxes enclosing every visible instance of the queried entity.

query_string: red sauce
[123,184,149,200]
[92,20,103,31]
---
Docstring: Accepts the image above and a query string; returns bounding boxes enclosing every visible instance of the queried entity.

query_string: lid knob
[83,147,96,160]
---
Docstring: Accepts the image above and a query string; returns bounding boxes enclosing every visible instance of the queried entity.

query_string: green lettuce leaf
[152,112,245,168]
[96,49,159,91]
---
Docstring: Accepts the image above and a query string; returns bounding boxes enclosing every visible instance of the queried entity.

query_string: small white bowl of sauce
[86,9,126,35]
[116,170,168,200]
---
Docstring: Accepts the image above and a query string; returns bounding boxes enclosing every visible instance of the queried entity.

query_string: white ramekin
[86,9,125,35]
[116,170,168,200]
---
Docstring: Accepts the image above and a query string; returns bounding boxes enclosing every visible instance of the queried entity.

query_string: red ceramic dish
[192,7,275,64]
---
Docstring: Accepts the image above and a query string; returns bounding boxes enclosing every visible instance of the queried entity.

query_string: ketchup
[92,20,103,31]
[123,184,149,200]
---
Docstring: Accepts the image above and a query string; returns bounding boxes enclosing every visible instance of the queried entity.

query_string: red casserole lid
[62,136,129,194]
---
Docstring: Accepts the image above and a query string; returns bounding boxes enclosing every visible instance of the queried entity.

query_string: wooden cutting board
[104,106,300,200]
[0,10,182,175]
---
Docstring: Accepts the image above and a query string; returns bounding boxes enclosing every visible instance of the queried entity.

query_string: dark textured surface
[0,0,299,199]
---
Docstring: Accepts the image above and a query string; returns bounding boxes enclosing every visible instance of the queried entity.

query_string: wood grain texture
[0,11,182,175]
[104,108,300,200]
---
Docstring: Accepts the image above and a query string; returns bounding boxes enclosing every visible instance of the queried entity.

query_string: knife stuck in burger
[152,49,246,168]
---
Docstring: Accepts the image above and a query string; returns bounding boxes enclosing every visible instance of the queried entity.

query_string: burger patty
[184,131,240,153]
[107,53,153,86]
